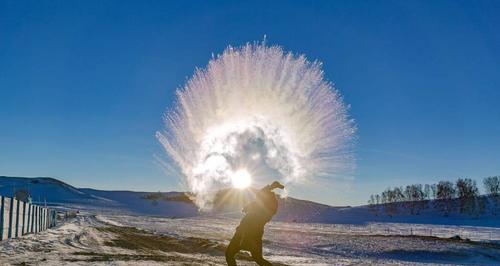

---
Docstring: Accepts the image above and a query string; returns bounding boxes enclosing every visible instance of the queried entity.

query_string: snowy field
[102,214,500,265]
[1,213,500,265]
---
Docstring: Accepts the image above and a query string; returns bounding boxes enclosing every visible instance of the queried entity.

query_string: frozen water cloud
[157,43,356,209]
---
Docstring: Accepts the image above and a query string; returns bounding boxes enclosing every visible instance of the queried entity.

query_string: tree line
[368,176,500,217]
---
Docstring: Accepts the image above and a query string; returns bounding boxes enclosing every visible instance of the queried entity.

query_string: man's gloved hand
[270,181,284,190]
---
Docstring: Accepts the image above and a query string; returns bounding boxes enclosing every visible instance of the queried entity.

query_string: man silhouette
[225,181,284,266]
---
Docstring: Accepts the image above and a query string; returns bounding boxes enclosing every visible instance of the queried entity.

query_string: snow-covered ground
[1,212,500,265]
[0,214,237,265]
[1,177,500,265]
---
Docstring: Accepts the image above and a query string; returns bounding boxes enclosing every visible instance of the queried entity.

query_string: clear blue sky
[1,1,499,205]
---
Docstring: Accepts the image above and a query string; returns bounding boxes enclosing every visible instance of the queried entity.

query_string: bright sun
[231,169,252,189]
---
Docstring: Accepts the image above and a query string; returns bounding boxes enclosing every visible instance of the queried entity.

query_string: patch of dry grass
[67,225,289,265]
[97,226,227,254]
[373,233,500,250]
[67,251,196,262]
[91,226,263,263]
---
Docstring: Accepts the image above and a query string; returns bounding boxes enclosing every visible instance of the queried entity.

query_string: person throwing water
[225,181,285,266]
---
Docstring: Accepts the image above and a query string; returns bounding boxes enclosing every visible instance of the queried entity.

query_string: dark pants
[225,226,272,266]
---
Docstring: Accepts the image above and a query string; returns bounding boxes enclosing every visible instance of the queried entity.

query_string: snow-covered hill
[0,176,197,217]
[79,188,198,217]
[0,176,111,205]
[1,176,499,227]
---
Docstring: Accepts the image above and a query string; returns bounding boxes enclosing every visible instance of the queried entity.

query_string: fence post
[32,204,35,233]
[0,196,4,240]
[34,206,37,233]
[30,205,34,233]
[31,206,34,233]
[41,208,44,231]
[44,208,47,230]
[39,207,42,232]
[41,207,44,231]
[36,206,38,232]
[33,205,36,233]
[26,204,29,234]
[8,197,13,239]
[15,199,20,238]
[37,206,40,233]
[43,208,45,230]
[21,202,25,235]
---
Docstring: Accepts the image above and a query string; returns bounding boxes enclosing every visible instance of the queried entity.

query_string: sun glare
[231,169,252,189]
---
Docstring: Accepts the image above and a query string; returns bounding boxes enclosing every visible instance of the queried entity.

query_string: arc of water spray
[157,42,356,209]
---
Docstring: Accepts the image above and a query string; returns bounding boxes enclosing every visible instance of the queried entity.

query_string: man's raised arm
[261,181,285,192]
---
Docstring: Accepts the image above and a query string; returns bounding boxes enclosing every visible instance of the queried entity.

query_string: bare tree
[456,178,479,215]
[381,191,387,204]
[430,184,437,200]
[435,181,456,216]
[424,184,431,200]
[404,184,425,214]
[483,176,500,197]
[483,176,500,215]
[393,186,405,202]
[382,188,398,216]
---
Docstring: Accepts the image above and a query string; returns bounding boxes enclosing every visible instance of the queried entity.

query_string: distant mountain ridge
[0,176,332,221]
[1,176,499,227]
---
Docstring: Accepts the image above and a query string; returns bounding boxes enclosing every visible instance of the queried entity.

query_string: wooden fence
[0,196,57,240]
